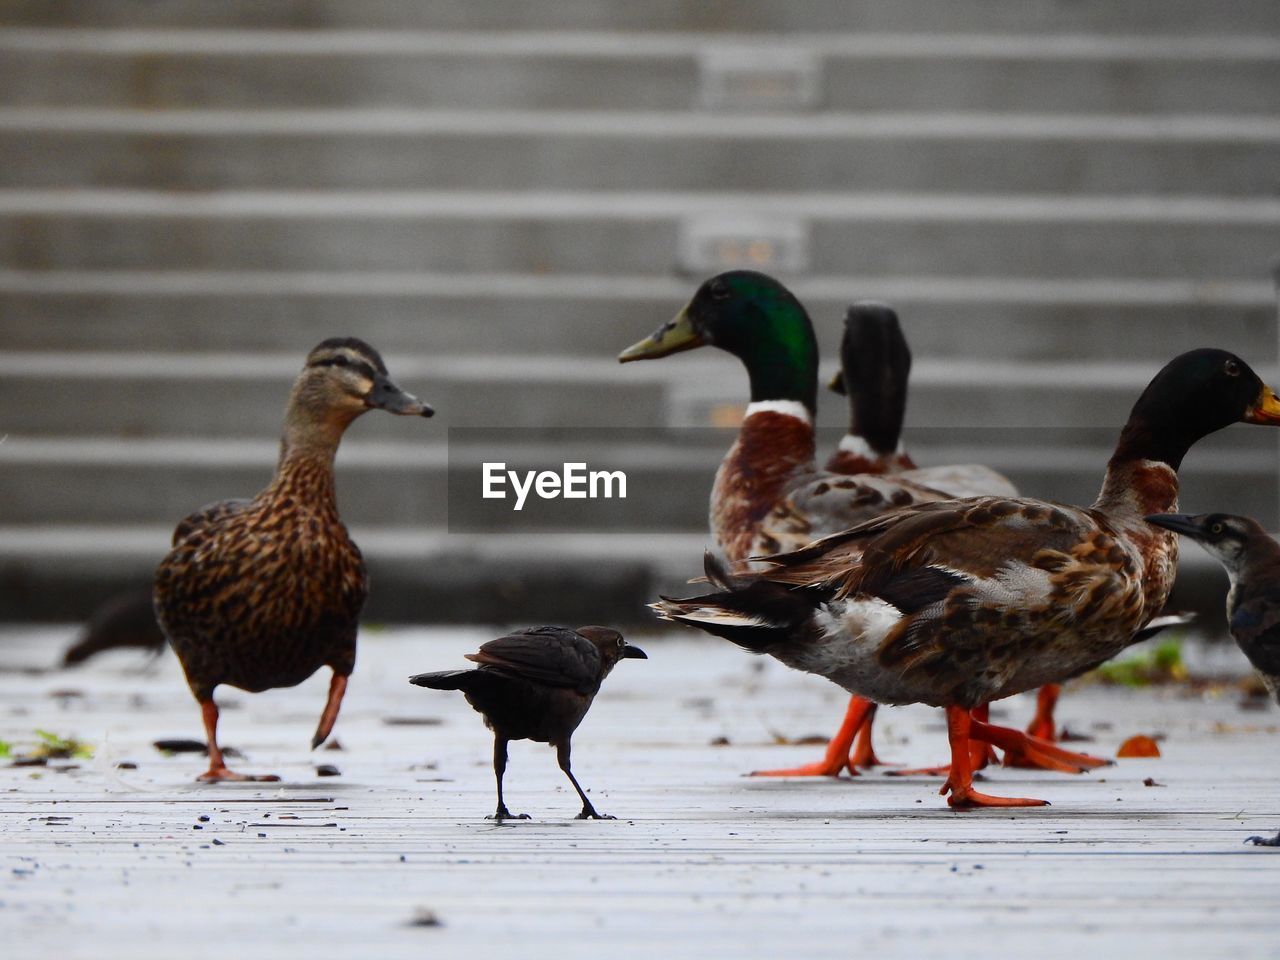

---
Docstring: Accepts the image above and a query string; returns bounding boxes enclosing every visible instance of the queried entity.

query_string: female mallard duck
[618,273,993,777]
[154,338,433,782]
[655,348,1280,807]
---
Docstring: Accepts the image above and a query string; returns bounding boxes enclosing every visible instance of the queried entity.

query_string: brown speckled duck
[154,338,433,782]
[655,349,1280,807]
[765,302,1020,777]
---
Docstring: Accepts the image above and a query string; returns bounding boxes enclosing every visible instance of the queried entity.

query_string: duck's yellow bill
[1244,384,1280,424]
[618,308,704,363]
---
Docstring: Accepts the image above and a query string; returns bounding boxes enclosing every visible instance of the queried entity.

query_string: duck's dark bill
[617,308,705,362]
[367,375,434,417]
[827,369,846,395]
[622,644,648,659]
[1244,385,1280,424]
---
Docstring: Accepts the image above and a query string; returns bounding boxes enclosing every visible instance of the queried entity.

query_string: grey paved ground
[1,626,1278,959]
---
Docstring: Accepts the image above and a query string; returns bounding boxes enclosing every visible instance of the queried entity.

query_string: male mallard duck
[154,338,433,782]
[655,348,1280,807]
[618,272,950,563]
[619,274,967,777]
[410,626,647,820]
[825,301,1017,501]
[1146,512,1280,704]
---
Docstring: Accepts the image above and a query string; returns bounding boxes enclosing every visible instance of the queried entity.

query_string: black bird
[63,588,167,667]
[1145,512,1280,703]
[409,626,646,820]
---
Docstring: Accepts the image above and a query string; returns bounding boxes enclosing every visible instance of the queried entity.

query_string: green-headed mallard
[655,348,1280,807]
[154,337,433,782]
[619,272,956,564]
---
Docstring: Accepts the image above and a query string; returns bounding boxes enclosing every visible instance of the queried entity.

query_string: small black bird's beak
[622,644,648,660]
[827,369,847,395]
[1145,513,1206,539]
[366,373,434,417]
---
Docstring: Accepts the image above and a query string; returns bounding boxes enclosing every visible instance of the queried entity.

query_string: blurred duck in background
[61,588,166,667]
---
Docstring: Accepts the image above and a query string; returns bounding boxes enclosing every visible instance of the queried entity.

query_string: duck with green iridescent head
[619,272,974,777]
[619,271,948,563]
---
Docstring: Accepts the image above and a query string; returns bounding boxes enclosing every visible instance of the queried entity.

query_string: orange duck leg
[848,705,892,769]
[196,699,280,783]
[972,712,1109,773]
[887,703,996,777]
[941,706,1048,809]
[750,696,876,777]
[1023,683,1061,742]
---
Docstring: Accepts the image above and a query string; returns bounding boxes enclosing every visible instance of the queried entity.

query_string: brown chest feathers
[711,410,816,563]
[1093,458,1180,619]
[154,453,367,700]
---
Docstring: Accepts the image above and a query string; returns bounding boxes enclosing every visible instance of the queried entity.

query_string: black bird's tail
[408,669,477,690]
[651,552,821,654]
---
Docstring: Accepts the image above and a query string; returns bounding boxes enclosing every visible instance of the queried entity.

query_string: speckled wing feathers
[170,498,253,547]
[154,484,367,700]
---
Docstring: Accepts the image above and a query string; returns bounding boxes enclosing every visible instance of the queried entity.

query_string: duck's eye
[1210,523,1224,535]
[709,281,730,300]
[1224,359,1241,377]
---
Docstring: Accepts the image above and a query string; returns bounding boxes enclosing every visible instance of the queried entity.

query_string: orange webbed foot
[976,722,1110,773]
[749,697,876,779]
[945,785,1050,809]
[750,758,858,778]
[938,705,1050,810]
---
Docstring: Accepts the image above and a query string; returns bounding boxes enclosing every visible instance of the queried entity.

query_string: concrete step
[7,354,1280,437]
[2,428,1275,528]
[3,33,1279,113]
[0,271,1271,363]
[4,2,1279,34]
[2,191,1276,279]
[0,352,669,437]
[6,112,1279,196]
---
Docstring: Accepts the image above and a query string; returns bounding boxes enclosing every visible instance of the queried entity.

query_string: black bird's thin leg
[488,736,528,821]
[557,740,614,820]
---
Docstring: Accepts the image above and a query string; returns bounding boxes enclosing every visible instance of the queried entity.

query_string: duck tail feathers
[651,557,819,654]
